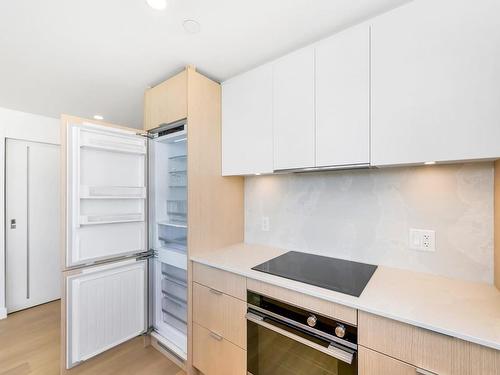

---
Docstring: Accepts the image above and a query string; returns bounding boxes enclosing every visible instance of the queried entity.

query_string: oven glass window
[247,320,357,375]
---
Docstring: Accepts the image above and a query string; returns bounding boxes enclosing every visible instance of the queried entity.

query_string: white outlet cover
[409,229,436,252]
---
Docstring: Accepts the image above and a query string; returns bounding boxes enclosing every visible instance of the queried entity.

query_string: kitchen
[0,0,499,374]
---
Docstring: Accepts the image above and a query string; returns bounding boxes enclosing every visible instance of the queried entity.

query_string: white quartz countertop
[190,243,500,351]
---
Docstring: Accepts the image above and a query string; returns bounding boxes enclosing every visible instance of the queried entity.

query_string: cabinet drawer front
[193,263,246,300]
[193,282,247,349]
[359,346,416,375]
[359,311,451,373]
[193,323,246,375]
[247,278,357,325]
[359,311,500,375]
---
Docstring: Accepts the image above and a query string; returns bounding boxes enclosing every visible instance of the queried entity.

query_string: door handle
[10,219,16,229]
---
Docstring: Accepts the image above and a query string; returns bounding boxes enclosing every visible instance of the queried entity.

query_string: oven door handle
[246,312,354,365]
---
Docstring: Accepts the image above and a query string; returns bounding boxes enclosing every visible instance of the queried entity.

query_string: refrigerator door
[148,126,188,358]
[65,258,148,368]
[65,122,148,268]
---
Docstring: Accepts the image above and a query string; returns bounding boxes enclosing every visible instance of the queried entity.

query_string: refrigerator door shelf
[66,123,148,268]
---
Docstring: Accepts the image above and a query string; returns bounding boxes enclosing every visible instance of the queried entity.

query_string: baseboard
[0,307,7,320]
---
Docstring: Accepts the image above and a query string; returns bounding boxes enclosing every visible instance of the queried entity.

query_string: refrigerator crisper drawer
[162,278,187,302]
[162,295,187,323]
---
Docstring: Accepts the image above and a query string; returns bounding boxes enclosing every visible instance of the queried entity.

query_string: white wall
[245,163,494,283]
[0,107,60,319]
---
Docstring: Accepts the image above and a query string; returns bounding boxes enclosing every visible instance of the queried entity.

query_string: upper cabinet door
[222,64,273,175]
[65,123,147,267]
[273,47,315,170]
[315,24,370,167]
[144,70,188,131]
[371,0,500,166]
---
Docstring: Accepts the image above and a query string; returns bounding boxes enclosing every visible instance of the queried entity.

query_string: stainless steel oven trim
[248,304,357,350]
[246,312,354,365]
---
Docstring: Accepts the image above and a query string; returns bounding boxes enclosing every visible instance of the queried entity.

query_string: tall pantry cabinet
[60,66,244,374]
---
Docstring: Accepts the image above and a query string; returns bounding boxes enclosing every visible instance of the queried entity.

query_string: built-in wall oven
[247,291,358,375]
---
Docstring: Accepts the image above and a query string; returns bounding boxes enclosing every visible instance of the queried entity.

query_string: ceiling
[0,0,408,128]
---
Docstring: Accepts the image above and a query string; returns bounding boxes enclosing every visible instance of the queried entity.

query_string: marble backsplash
[245,163,494,283]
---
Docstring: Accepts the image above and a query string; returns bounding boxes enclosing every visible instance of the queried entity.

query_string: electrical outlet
[261,217,270,232]
[409,229,436,252]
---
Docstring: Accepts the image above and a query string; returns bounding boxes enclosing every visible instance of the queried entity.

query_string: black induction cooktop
[252,251,377,297]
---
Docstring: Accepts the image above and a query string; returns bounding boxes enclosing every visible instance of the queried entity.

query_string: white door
[6,139,61,313]
[65,123,148,267]
[273,46,316,170]
[315,24,370,167]
[222,64,274,176]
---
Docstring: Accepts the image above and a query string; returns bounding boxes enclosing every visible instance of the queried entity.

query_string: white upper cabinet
[222,64,273,175]
[315,24,370,167]
[371,0,500,166]
[273,47,316,170]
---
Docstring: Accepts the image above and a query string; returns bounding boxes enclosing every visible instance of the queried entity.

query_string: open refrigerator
[62,120,188,369]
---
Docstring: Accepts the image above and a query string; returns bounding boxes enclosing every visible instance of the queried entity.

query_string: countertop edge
[190,255,500,351]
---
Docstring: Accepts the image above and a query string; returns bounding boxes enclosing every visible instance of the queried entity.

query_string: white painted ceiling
[0,0,408,128]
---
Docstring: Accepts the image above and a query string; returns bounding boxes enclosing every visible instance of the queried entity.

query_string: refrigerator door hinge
[136,250,154,261]
[136,131,157,139]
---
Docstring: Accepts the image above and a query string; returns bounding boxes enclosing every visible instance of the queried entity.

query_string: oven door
[247,312,357,375]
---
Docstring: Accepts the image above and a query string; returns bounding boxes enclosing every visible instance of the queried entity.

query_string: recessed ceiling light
[183,19,201,34]
[146,0,167,10]
[93,115,104,121]
[424,161,436,165]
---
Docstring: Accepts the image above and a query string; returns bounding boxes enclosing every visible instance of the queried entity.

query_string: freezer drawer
[162,294,187,322]
[65,258,147,369]
[162,277,187,302]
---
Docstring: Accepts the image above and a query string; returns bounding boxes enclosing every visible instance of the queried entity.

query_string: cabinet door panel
[65,259,147,368]
[193,282,247,349]
[371,0,500,166]
[222,64,273,175]
[273,47,315,170]
[193,323,246,375]
[316,24,370,167]
[145,70,187,130]
[359,346,416,375]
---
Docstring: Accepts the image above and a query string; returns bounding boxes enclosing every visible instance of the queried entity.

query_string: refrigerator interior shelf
[158,221,187,229]
[168,155,187,160]
[157,248,187,270]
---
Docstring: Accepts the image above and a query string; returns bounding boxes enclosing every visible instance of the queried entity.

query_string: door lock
[10,219,16,229]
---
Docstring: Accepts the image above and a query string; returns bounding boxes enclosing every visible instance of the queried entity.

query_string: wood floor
[0,301,185,375]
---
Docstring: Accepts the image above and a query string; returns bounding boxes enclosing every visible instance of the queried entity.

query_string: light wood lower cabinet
[193,323,246,375]
[359,311,500,375]
[359,346,416,375]
[193,263,246,300]
[193,282,246,349]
